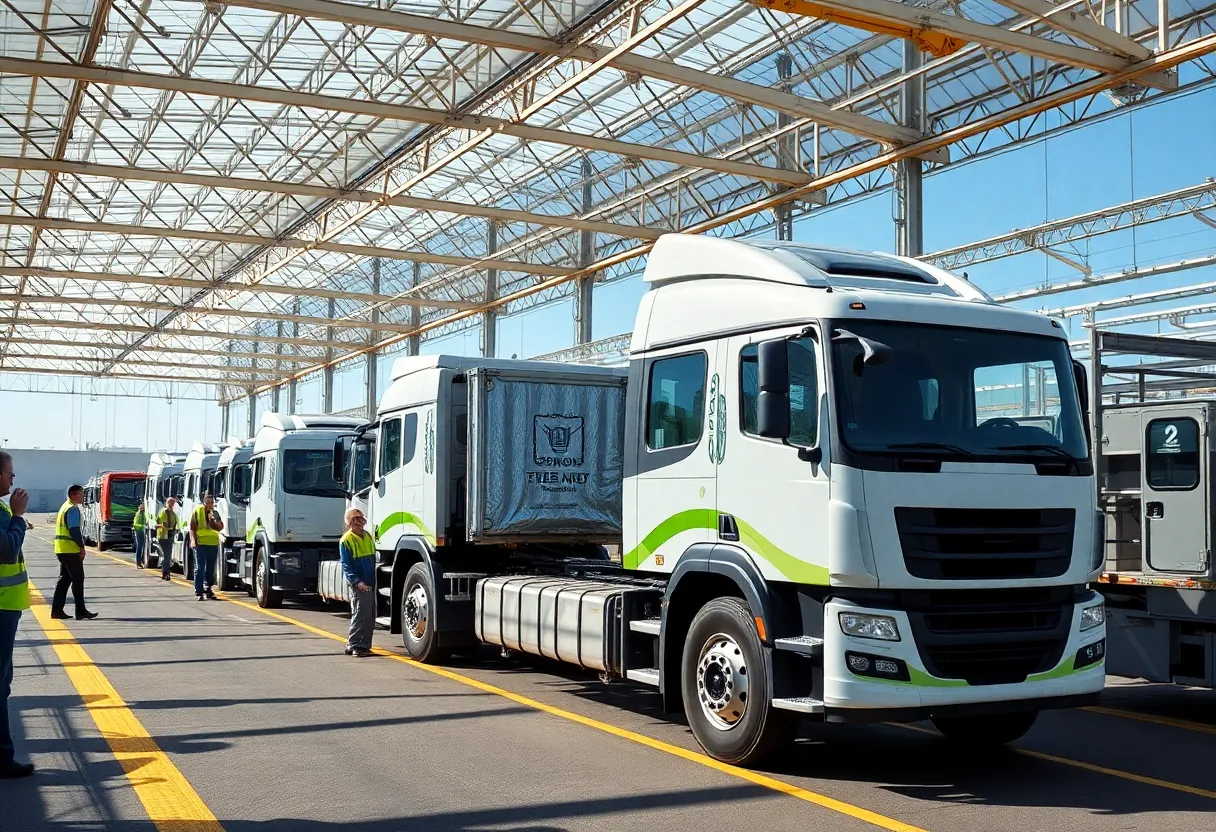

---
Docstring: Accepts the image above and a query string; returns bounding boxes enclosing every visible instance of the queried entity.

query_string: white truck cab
[143,452,187,570]
[349,234,1107,766]
[242,412,362,607]
[176,442,227,579]
[214,438,255,591]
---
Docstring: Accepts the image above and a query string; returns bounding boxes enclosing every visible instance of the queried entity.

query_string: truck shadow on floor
[432,648,1216,818]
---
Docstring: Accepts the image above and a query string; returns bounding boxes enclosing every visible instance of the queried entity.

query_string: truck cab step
[625,668,660,687]
[774,636,823,656]
[629,619,661,636]
[374,616,391,628]
[772,697,824,714]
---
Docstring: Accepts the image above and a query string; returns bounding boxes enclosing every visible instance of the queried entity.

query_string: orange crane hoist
[751,0,967,59]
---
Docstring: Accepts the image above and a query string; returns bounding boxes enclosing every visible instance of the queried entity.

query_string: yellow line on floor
[64,541,929,832]
[25,577,225,832]
[1082,705,1216,736]
[892,723,1216,801]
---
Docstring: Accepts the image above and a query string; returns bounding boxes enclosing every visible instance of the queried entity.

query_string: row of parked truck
[83,234,1216,766]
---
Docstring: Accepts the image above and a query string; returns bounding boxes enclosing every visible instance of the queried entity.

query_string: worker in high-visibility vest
[156,497,179,582]
[338,507,376,657]
[189,491,223,601]
[0,451,34,778]
[51,485,97,621]
[132,504,147,568]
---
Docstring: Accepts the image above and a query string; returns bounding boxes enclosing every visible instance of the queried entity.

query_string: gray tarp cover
[468,369,625,541]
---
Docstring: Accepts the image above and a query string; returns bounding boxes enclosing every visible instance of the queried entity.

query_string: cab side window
[252,458,266,492]
[380,417,403,476]
[740,338,819,446]
[646,353,707,451]
[1146,418,1200,490]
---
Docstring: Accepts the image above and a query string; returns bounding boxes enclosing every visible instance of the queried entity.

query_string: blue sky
[4,78,1214,452]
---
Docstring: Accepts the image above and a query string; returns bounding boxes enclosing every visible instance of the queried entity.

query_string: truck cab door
[625,345,718,573]
[715,329,830,585]
[1142,405,1210,575]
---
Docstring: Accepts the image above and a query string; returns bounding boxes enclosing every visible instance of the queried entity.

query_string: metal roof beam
[1046,262,1216,317]
[0,335,319,364]
[778,0,1165,78]
[0,57,813,187]
[207,0,919,145]
[0,215,537,292]
[0,293,419,333]
[0,157,663,241]
[989,0,1153,60]
[3,352,295,377]
[0,316,355,349]
[0,266,449,310]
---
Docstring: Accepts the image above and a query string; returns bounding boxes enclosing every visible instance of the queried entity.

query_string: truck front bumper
[820,593,1106,721]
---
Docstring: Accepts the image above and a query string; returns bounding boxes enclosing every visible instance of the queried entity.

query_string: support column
[408,261,421,356]
[287,301,299,414]
[271,321,283,413]
[246,387,256,437]
[366,259,381,420]
[895,40,924,257]
[220,402,230,440]
[482,221,498,358]
[775,52,795,242]
[322,297,336,414]
[575,155,595,345]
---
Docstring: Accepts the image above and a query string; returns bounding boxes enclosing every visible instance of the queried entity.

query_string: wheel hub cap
[696,633,748,730]
[404,585,429,640]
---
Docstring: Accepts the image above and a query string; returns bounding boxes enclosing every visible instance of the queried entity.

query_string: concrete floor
[5,522,1216,832]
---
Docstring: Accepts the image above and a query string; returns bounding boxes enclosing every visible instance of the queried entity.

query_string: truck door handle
[1146,501,1164,519]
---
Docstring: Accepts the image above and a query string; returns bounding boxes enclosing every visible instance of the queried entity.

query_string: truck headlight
[1080,601,1105,632]
[839,612,900,641]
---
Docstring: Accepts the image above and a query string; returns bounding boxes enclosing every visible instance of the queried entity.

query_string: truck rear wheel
[255,547,283,609]
[931,712,1038,747]
[400,562,449,663]
[680,597,795,766]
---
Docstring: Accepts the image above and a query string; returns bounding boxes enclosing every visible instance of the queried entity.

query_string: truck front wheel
[680,597,795,766]
[931,712,1038,747]
[255,547,283,609]
[400,562,449,664]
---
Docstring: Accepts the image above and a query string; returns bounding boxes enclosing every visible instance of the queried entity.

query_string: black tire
[680,597,796,766]
[244,551,256,597]
[255,547,283,608]
[400,562,448,663]
[97,541,108,552]
[931,712,1039,747]
[217,548,238,592]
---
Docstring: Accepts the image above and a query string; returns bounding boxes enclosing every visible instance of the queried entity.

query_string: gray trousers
[348,586,375,650]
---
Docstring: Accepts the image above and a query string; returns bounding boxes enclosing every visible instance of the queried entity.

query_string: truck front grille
[894,507,1075,580]
[903,587,1074,686]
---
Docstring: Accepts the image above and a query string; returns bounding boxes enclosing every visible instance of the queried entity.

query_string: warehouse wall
[3,449,150,513]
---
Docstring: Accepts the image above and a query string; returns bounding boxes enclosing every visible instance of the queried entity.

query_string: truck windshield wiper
[883,441,975,457]
[993,443,1075,459]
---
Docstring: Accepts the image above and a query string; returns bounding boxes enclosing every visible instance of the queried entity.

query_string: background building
[5,448,149,514]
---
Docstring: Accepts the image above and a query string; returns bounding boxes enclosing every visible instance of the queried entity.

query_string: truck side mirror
[332,436,352,488]
[1072,359,1091,446]
[757,338,792,440]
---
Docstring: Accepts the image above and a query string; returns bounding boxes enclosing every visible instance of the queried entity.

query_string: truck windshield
[231,463,253,502]
[110,479,144,515]
[282,449,344,498]
[831,321,1088,462]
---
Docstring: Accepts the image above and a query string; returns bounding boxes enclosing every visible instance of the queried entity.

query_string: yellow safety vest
[133,507,146,531]
[0,501,30,612]
[156,509,178,540]
[55,500,82,555]
[340,530,375,560]
[193,505,220,546]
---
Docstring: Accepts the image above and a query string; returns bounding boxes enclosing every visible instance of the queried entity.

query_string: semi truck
[143,452,187,569]
[214,439,254,592]
[241,413,362,608]
[176,442,227,580]
[81,471,145,551]
[1090,329,1216,689]
[337,234,1107,766]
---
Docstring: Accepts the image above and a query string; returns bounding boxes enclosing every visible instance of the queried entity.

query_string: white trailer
[342,234,1107,766]
[143,452,187,570]
[213,439,254,592]
[240,413,362,607]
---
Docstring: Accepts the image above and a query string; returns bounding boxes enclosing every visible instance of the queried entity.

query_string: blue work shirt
[0,501,27,567]
[338,533,376,588]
